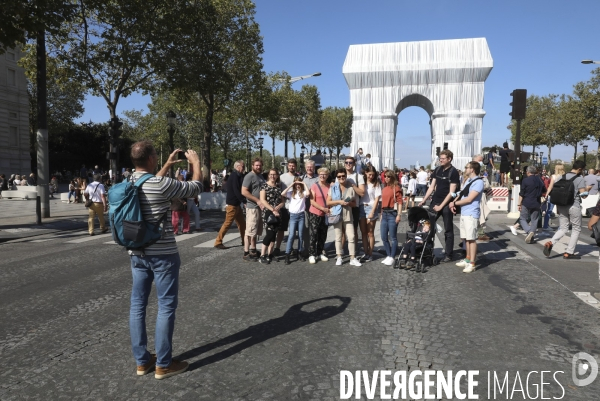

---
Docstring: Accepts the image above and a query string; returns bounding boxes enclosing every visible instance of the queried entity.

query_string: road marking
[30,239,56,242]
[66,233,113,243]
[195,232,236,248]
[574,292,600,310]
[175,232,207,242]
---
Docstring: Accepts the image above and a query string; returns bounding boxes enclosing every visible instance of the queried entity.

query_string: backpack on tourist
[549,174,577,207]
[108,173,167,250]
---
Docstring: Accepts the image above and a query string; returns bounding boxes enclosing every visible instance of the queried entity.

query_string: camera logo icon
[572,352,598,387]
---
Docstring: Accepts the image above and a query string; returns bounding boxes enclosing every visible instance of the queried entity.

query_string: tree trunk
[574,143,578,164]
[596,138,600,170]
[271,134,276,169]
[36,30,50,218]
[203,94,214,192]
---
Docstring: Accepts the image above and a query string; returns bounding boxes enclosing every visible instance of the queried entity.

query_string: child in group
[398,220,431,268]
[282,176,310,265]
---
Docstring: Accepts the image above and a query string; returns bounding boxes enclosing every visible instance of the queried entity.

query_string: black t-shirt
[499,148,511,162]
[486,151,494,165]
[431,165,460,205]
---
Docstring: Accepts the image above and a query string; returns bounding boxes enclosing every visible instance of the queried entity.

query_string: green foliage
[321,106,353,165]
[0,0,75,53]
[47,122,135,173]
[19,43,85,140]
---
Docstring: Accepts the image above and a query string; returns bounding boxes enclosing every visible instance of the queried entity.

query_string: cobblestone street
[1,204,600,399]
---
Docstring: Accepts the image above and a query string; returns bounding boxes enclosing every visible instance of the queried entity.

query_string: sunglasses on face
[345,161,354,165]
[337,175,346,178]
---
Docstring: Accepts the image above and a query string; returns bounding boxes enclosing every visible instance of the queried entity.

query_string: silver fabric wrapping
[343,38,493,170]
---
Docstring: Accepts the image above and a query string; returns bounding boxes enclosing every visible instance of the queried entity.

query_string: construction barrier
[486,187,509,212]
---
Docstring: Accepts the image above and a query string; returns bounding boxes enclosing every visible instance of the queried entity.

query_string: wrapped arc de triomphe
[343,38,493,171]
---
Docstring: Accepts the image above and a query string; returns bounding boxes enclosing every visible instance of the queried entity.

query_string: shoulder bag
[316,184,340,226]
[85,184,99,208]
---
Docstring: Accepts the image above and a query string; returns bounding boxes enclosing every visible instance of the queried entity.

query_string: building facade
[0,46,31,176]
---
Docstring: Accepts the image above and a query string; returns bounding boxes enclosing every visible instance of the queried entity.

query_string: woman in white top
[358,166,382,262]
[281,176,310,265]
[404,171,417,211]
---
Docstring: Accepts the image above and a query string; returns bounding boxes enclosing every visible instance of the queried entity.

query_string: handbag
[315,184,336,226]
[326,185,350,225]
[266,211,279,226]
[84,184,99,208]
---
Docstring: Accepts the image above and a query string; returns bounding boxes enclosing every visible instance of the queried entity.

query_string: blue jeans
[543,198,554,228]
[416,184,427,196]
[286,212,305,254]
[380,210,399,257]
[130,253,180,368]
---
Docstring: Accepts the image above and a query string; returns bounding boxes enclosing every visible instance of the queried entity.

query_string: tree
[554,94,589,162]
[509,94,559,162]
[158,0,264,188]
[321,107,353,167]
[19,43,85,169]
[573,67,600,169]
[0,0,74,54]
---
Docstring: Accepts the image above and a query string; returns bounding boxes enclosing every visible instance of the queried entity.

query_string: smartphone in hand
[344,197,351,202]
[177,151,186,160]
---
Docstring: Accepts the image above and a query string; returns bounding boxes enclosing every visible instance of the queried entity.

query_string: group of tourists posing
[214,155,404,267]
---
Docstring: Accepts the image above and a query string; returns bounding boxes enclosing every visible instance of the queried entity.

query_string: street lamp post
[540,151,544,170]
[258,133,264,158]
[583,144,588,166]
[166,110,176,178]
[582,60,600,64]
[283,72,322,168]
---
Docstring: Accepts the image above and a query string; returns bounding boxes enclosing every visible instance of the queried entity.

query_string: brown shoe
[214,244,229,250]
[477,235,491,241]
[101,228,109,233]
[155,359,189,380]
[136,353,157,376]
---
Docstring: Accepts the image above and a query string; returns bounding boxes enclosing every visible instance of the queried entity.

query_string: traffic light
[443,142,448,150]
[109,117,123,139]
[509,89,527,120]
[436,147,440,156]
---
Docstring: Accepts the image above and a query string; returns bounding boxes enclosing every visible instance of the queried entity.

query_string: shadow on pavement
[181,295,351,371]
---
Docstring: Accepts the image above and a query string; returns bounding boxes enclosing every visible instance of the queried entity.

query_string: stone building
[0,46,31,176]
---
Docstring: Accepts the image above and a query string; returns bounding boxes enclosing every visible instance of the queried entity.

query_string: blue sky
[78,0,600,167]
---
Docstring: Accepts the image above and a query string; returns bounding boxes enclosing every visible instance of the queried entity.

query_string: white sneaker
[349,258,362,266]
[308,256,316,264]
[320,254,329,262]
[382,257,394,266]
[380,257,390,264]
[456,259,468,268]
[336,257,343,266]
[463,263,476,273]
[509,226,518,236]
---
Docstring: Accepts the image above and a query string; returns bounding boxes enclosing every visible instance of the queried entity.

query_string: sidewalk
[0,197,90,242]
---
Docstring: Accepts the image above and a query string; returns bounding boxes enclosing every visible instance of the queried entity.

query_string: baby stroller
[395,206,439,273]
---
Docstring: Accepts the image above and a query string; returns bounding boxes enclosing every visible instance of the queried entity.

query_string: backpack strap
[133,173,154,187]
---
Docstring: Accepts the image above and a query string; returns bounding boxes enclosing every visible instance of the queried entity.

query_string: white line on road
[195,232,236,247]
[66,233,113,243]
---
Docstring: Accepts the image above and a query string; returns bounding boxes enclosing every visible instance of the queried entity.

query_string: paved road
[1,209,600,400]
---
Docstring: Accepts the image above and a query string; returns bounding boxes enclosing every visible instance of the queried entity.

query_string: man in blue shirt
[449,161,484,273]
[518,166,545,244]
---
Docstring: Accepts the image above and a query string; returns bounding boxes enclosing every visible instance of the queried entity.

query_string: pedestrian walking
[281,177,309,264]
[542,165,565,230]
[517,166,545,244]
[327,168,361,267]
[214,160,246,250]
[543,160,591,259]
[416,166,428,196]
[84,174,108,236]
[380,170,403,266]
[126,142,202,379]
[418,149,460,262]
[241,157,266,261]
[308,167,331,263]
[450,162,484,273]
[186,193,201,232]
